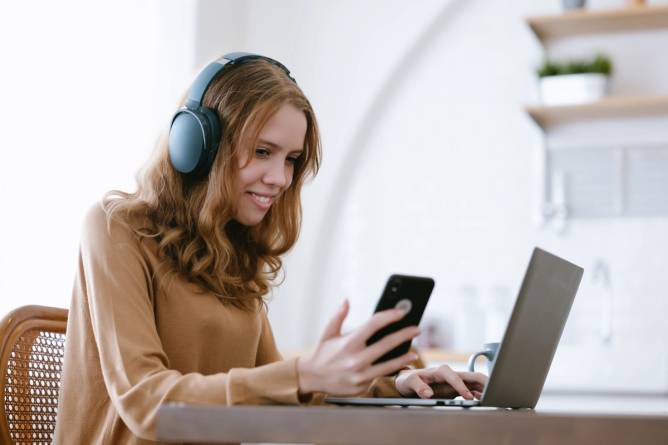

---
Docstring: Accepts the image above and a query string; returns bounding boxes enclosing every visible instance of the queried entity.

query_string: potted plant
[537,54,613,105]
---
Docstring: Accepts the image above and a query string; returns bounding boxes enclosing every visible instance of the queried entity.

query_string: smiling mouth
[247,192,275,209]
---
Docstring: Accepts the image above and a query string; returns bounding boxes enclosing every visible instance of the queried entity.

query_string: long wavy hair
[103,59,321,311]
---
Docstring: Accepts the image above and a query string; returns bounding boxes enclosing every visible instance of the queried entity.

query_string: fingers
[429,366,475,400]
[360,325,420,365]
[351,308,407,344]
[403,373,434,399]
[426,368,488,399]
[458,371,489,388]
[319,299,349,342]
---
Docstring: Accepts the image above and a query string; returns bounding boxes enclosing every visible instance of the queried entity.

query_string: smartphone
[366,274,435,365]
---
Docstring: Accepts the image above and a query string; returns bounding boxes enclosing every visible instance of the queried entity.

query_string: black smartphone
[366,274,435,365]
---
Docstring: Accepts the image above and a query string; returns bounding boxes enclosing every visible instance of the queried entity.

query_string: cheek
[237,163,261,187]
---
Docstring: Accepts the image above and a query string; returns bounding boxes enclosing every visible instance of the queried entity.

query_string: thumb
[416,384,434,399]
[319,299,349,342]
[407,374,434,399]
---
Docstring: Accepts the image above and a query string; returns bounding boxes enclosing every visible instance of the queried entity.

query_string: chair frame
[0,305,68,444]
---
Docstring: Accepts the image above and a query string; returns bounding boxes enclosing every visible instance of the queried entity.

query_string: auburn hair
[103,59,321,311]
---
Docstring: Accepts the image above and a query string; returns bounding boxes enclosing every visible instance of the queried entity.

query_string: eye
[255,147,270,158]
[286,156,300,165]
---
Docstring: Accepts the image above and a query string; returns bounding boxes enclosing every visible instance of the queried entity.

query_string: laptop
[325,247,583,409]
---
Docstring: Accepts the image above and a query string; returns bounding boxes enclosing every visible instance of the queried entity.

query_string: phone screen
[366,274,434,365]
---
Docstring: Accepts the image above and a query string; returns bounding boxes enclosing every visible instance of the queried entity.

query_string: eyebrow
[258,138,303,155]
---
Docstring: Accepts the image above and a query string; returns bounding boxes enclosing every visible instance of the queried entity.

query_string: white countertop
[536,392,668,415]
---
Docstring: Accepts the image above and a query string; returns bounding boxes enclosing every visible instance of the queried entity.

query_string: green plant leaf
[536,53,613,78]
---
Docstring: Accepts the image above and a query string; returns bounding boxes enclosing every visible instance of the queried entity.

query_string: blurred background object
[563,0,587,10]
[537,53,612,105]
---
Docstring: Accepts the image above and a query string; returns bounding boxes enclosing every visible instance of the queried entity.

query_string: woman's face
[233,103,306,226]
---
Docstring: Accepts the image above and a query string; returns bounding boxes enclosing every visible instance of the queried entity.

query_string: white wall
[0,0,198,314]
[194,0,668,394]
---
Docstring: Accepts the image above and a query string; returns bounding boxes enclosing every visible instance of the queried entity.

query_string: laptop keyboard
[435,399,481,407]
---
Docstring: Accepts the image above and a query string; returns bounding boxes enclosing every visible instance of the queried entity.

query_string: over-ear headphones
[168,52,296,178]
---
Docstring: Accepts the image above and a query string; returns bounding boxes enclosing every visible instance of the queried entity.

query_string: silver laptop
[325,247,583,409]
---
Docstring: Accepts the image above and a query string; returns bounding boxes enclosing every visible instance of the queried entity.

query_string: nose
[262,158,291,189]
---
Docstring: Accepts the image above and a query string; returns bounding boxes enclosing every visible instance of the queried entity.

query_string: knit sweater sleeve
[77,203,304,440]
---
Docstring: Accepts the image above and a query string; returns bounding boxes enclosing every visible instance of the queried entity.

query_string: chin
[233,212,267,227]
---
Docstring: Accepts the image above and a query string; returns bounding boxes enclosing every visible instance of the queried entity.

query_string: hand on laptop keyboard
[394,364,488,400]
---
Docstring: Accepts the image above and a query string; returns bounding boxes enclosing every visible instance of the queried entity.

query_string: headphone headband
[186,52,296,109]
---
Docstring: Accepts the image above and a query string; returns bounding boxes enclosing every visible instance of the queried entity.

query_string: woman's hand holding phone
[297,299,420,397]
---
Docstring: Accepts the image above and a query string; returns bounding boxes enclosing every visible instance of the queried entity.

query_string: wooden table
[156,403,668,444]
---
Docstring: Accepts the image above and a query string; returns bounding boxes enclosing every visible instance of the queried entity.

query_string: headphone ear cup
[168,107,221,176]
[199,107,222,171]
[169,109,207,174]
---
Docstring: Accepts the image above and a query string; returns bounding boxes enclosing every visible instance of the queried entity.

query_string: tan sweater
[53,202,399,444]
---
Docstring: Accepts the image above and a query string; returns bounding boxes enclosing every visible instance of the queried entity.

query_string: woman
[54,53,486,444]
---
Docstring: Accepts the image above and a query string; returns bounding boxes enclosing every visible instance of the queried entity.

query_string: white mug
[467,342,499,373]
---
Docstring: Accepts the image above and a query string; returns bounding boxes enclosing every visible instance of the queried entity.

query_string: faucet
[592,259,613,345]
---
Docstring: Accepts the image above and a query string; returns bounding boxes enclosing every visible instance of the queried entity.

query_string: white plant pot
[539,73,609,106]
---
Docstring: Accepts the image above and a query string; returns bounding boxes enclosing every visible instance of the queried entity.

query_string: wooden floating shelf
[526,5,668,42]
[525,95,668,129]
